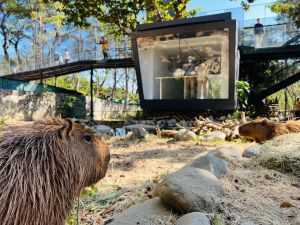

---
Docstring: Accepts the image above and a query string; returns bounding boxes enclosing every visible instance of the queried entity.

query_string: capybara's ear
[262,118,268,124]
[59,119,73,139]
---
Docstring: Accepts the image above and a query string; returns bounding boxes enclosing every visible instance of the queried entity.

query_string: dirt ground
[74,136,300,225]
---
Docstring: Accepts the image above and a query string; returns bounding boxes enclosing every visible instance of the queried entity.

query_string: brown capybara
[0,118,110,225]
[238,118,300,144]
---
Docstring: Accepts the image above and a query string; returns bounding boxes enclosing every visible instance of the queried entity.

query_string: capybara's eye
[84,135,92,143]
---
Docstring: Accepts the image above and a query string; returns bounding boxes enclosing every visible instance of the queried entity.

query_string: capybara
[0,118,110,225]
[238,118,300,144]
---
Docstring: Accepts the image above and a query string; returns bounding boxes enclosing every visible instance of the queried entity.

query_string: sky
[189,0,277,23]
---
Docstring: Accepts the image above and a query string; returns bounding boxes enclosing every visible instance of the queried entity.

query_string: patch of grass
[0,117,7,129]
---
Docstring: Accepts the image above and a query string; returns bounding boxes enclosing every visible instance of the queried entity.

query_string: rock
[175,129,197,141]
[203,131,226,141]
[153,167,225,213]
[175,212,210,225]
[242,144,262,158]
[185,154,229,178]
[219,116,226,121]
[208,146,243,162]
[94,124,115,138]
[106,197,171,225]
[124,124,156,133]
[132,127,149,139]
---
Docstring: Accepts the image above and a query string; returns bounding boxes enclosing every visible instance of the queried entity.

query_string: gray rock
[94,124,115,138]
[153,167,225,213]
[203,131,226,141]
[106,197,171,225]
[124,124,156,133]
[185,154,229,178]
[175,129,197,141]
[208,146,242,162]
[175,212,210,225]
[132,127,149,139]
[242,144,262,158]
[95,124,114,132]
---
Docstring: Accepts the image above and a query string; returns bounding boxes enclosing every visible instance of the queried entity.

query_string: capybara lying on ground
[238,118,300,144]
[0,118,110,225]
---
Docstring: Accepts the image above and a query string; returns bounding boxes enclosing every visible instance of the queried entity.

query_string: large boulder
[185,154,229,178]
[175,212,210,225]
[153,167,225,213]
[106,197,171,225]
[175,129,197,141]
[208,146,243,162]
[203,131,226,141]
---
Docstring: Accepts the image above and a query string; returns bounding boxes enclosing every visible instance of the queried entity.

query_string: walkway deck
[4,58,134,81]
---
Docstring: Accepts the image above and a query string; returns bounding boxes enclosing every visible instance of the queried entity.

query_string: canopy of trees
[46,0,201,35]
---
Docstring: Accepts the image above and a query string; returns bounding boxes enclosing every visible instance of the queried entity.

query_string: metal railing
[0,31,132,77]
[239,22,300,48]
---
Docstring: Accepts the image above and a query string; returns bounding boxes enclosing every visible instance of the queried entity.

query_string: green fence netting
[0,78,81,95]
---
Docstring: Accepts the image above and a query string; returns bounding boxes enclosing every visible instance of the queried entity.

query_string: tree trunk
[76,75,80,92]
[111,69,117,98]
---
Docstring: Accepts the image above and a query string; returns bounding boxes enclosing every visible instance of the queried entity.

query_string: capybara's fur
[0,118,110,225]
[239,118,300,144]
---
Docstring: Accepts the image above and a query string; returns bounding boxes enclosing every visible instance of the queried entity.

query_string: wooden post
[90,68,94,122]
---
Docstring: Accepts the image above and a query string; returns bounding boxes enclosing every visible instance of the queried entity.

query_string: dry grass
[253,133,300,177]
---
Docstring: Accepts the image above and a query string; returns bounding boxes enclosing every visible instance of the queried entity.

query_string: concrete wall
[0,89,140,121]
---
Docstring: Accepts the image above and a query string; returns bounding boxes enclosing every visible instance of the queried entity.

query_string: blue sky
[189,0,277,22]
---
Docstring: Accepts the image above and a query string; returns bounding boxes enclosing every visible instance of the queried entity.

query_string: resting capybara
[238,118,300,144]
[0,118,110,225]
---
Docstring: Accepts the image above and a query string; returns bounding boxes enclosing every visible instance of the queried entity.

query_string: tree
[269,0,300,28]
[46,0,201,35]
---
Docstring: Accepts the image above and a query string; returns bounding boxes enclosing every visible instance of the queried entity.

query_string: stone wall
[0,89,86,121]
[0,89,140,121]
[86,98,141,120]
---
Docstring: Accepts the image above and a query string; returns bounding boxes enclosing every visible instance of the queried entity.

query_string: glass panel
[137,28,230,100]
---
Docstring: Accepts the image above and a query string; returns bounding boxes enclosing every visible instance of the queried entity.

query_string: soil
[77,136,300,225]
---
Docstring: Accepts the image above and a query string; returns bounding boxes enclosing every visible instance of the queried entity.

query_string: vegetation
[47,0,201,35]
[236,80,250,111]
[58,95,85,118]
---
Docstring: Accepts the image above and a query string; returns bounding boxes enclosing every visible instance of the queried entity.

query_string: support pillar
[90,68,94,122]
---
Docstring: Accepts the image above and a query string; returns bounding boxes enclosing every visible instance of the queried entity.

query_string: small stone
[174,212,210,225]
[242,144,261,158]
[175,129,196,141]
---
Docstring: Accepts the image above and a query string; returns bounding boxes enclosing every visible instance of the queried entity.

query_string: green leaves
[236,80,250,111]
[47,0,200,35]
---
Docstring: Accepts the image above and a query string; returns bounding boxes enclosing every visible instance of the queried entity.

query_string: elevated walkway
[4,58,134,81]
